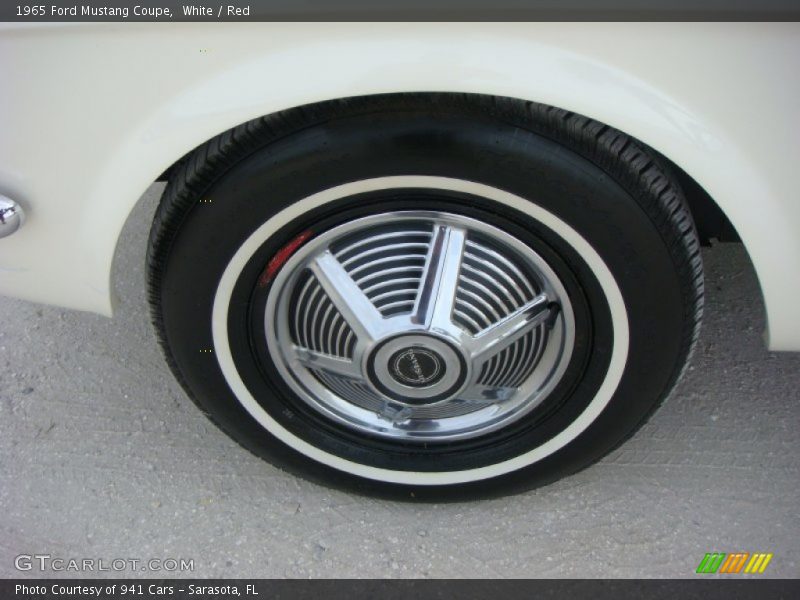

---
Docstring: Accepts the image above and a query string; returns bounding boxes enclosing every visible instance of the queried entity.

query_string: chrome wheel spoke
[377,401,414,424]
[292,346,363,380]
[310,250,386,342]
[412,225,467,334]
[458,385,517,404]
[471,293,553,363]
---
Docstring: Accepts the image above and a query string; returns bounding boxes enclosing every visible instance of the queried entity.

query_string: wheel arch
[118,78,782,341]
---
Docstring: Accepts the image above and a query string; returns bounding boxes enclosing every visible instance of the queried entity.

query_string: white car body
[1,23,798,349]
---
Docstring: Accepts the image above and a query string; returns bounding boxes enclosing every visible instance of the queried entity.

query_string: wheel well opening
[655,153,740,245]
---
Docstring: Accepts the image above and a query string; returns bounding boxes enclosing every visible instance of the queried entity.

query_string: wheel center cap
[388,347,445,388]
[367,334,467,404]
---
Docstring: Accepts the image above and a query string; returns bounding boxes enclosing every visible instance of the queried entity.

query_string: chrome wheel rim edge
[264,211,576,442]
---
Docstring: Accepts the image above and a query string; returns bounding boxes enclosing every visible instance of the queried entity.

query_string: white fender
[0,23,798,349]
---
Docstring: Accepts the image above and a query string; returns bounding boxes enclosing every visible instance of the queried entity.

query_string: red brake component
[257,230,313,288]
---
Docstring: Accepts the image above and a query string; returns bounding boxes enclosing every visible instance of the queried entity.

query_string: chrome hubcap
[264,210,575,441]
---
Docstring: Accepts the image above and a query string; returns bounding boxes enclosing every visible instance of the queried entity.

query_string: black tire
[147,94,703,500]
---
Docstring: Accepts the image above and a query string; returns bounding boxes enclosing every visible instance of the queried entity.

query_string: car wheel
[147,94,703,499]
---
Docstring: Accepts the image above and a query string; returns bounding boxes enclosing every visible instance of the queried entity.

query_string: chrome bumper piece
[0,195,24,238]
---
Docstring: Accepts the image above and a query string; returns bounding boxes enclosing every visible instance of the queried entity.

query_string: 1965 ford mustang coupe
[1,22,798,497]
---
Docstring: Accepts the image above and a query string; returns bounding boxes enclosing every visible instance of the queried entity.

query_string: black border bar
[3,579,800,600]
[2,0,800,22]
